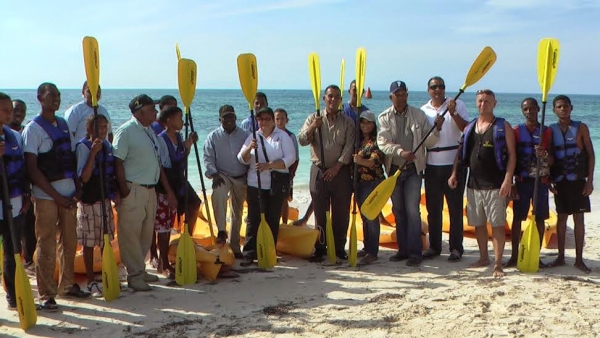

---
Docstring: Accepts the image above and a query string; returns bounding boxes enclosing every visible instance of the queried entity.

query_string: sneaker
[448,249,462,262]
[389,252,409,262]
[62,284,92,299]
[127,275,152,292]
[422,248,441,259]
[239,257,254,267]
[37,298,59,311]
[87,282,103,298]
[7,302,16,311]
[358,254,378,266]
[357,250,368,258]
[143,272,159,283]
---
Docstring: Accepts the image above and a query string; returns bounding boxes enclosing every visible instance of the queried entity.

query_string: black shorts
[177,181,202,215]
[513,179,550,220]
[554,179,591,215]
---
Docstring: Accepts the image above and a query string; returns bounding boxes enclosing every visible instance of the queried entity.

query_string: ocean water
[5,88,600,200]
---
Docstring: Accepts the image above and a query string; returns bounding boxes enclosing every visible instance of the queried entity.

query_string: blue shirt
[341,102,369,124]
[240,116,258,134]
[112,117,161,185]
[203,126,249,178]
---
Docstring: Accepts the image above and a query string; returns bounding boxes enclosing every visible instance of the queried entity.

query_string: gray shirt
[203,126,249,178]
[391,110,414,167]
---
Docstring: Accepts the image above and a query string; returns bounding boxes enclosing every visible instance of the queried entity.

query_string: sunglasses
[429,84,446,90]
[476,89,495,97]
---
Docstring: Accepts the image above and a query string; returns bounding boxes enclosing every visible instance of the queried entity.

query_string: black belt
[230,174,246,180]
[427,145,459,152]
[127,181,157,189]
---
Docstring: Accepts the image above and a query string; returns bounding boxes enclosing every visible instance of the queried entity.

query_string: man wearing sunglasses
[421,77,469,262]
[449,89,516,278]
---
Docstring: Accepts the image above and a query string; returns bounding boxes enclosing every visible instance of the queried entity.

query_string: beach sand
[1,188,599,338]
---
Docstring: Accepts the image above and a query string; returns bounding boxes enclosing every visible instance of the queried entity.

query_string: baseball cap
[389,81,408,94]
[359,110,376,122]
[129,94,156,113]
[219,104,235,117]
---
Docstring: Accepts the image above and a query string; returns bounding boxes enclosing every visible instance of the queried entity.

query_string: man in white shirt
[421,76,469,262]
[64,81,113,143]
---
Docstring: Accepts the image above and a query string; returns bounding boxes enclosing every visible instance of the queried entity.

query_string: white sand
[1,188,599,338]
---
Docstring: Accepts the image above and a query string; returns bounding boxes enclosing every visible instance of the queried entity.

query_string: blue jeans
[390,164,423,259]
[356,180,382,256]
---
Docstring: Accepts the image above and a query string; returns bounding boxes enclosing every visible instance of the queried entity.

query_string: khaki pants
[211,175,246,253]
[117,183,157,278]
[34,198,77,300]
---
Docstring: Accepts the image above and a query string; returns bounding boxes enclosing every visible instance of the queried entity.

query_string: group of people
[0,75,594,313]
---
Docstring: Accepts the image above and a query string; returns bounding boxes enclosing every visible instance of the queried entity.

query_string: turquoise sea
[5,88,600,199]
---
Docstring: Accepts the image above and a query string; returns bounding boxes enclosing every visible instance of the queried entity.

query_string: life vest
[516,123,550,178]
[157,131,186,197]
[461,117,507,172]
[550,121,588,182]
[33,115,76,182]
[76,138,117,204]
[150,121,164,136]
[1,126,26,199]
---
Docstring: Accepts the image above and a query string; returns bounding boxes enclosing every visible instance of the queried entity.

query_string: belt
[427,145,459,152]
[127,181,157,189]
[230,174,246,180]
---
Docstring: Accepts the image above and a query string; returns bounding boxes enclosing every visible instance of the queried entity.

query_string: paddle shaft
[249,108,266,212]
[92,107,110,237]
[183,111,190,232]
[531,101,547,216]
[187,110,215,240]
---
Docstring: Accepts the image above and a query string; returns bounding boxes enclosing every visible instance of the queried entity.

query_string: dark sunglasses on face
[429,84,445,90]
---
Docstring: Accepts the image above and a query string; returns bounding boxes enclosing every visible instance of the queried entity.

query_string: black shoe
[308,253,325,263]
[448,249,462,262]
[234,252,244,259]
[336,252,348,260]
[389,252,409,262]
[216,230,228,244]
[37,298,59,311]
[406,257,422,267]
[239,257,254,267]
[422,248,441,259]
[357,250,368,258]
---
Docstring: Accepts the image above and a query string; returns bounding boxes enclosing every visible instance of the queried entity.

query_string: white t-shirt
[237,127,296,189]
[22,119,77,200]
[64,101,112,142]
[0,129,23,219]
[421,98,469,166]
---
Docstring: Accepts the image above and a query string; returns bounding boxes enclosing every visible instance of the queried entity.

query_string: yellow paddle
[82,36,121,301]
[308,52,336,264]
[361,46,498,220]
[349,48,367,268]
[175,58,199,285]
[338,59,345,111]
[237,53,277,269]
[518,38,560,273]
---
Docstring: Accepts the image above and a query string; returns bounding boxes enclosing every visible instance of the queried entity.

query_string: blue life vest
[77,138,117,204]
[516,123,550,178]
[33,115,76,182]
[461,117,507,172]
[157,131,186,197]
[150,121,164,136]
[1,126,26,199]
[550,121,588,182]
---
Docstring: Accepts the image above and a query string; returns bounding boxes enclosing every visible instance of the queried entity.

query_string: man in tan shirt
[298,85,355,262]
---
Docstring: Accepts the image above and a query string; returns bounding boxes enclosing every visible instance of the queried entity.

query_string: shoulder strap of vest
[2,126,17,146]
[76,137,92,148]
[33,115,69,139]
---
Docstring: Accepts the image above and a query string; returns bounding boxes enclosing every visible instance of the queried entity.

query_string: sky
[1,0,599,94]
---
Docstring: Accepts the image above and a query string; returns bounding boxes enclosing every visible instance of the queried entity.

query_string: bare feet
[574,260,591,274]
[548,257,566,268]
[470,258,491,268]
[503,257,517,268]
[493,264,505,278]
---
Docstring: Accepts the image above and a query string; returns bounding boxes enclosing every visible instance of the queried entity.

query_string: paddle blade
[361,170,401,220]
[325,211,336,264]
[460,46,497,91]
[338,58,345,110]
[237,53,259,108]
[102,235,121,302]
[517,218,541,273]
[257,214,277,269]
[537,38,560,102]
[355,47,367,108]
[308,52,322,112]
[14,254,37,330]
[82,36,100,106]
[349,213,357,267]
[175,43,181,61]
[177,58,197,110]
[176,223,197,285]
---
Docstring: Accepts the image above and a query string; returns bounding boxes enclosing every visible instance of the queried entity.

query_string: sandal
[37,298,59,311]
